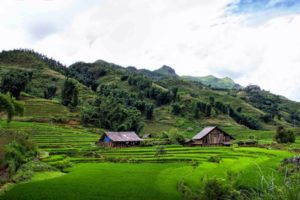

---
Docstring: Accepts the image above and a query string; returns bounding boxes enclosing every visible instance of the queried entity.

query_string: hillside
[182,75,241,90]
[0,50,96,104]
[0,49,300,134]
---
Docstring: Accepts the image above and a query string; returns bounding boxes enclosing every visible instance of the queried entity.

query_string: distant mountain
[153,65,178,77]
[182,75,241,90]
[126,65,178,80]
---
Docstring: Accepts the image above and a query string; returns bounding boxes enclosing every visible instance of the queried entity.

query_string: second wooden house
[190,126,234,146]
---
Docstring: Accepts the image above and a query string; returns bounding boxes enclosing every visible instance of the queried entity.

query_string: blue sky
[230,0,300,13]
[0,0,300,101]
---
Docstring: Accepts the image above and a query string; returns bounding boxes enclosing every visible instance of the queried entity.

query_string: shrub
[155,146,166,157]
[50,158,72,171]
[177,180,197,200]
[201,178,240,200]
[3,133,37,176]
[167,129,186,145]
[208,156,222,163]
[275,126,295,143]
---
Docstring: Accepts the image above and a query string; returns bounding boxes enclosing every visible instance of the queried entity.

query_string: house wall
[100,141,141,148]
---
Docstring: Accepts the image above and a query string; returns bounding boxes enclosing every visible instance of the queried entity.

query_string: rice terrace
[1,1,300,200]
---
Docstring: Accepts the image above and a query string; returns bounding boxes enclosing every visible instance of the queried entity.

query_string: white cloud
[1,0,300,101]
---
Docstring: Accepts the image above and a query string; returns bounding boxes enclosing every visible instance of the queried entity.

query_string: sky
[1,0,300,101]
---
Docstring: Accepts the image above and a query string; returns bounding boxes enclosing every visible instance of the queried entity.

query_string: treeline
[124,74,177,106]
[0,49,67,75]
[0,69,79,109]
[68,62,107,91]
[214,100,261,130]
[81,84,150,133]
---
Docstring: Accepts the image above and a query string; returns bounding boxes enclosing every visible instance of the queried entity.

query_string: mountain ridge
[1,49,300,132]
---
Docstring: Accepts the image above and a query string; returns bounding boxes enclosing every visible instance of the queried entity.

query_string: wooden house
[98,131,143,147]
[190,126,234,146]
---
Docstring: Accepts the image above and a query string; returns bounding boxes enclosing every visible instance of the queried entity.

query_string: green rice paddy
[0,120,298,200]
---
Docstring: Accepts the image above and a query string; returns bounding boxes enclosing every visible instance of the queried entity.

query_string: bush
[167,129,186,145]
[201,178,240,200]
[177,180,197,200]
[50,158,72,171]
[275,126,295,143]
[208,156,222,163]
[155,146,166,157]
[3,133,37,176]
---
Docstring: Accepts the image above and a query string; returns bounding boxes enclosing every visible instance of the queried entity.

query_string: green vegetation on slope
[182,75,240,90]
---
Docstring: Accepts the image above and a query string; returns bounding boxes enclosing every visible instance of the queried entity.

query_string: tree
[206,105,212,117]
[275,126,295,143]
[1,70,32,99]
[171,87,179,101]
[172,103,181,115]
[209,96,215,106]
[145,103,154,120]
[0,94,24,123]
[261,114,272,123]
[61,79,79,107]
[81,97,144,133]
[156,91,172,106]
[44,85,57,99]
[237,107,242,113]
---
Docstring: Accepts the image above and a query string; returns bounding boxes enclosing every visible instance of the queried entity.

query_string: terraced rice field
[0,121,297,200]
[1,146,293,200]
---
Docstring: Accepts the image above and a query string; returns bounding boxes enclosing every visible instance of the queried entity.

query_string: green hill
[0,50,96,104]
[182,75,241,90]
[0,49,300,134]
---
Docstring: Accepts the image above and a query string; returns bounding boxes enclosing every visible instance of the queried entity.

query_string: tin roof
[192,126,216,140]
[105,131,143,142]
[192,126,234,140]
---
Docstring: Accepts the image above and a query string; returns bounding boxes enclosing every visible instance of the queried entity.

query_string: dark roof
[104,131,143,142]
[192,126,234,140]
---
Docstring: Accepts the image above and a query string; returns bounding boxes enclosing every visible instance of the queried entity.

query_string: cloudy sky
[1,0,300,101]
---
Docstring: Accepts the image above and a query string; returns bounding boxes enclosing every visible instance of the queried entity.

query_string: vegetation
[275,126,295,143]
[3,133,37,176]
[0,70,32,99]
[0,49,300,200]
[43,85,57,99]
[0,94,24,122]
[61,79,79,108]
